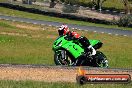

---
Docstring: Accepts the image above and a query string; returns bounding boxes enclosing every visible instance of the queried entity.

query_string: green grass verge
[103,0,124,10]
[0,20,56,65]
[0,19,132,68]
[0,7,132,30]
[0,0,5,2]
[0,80,131,88]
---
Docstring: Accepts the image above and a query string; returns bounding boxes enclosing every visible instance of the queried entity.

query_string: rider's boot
[78,36,96,57]
[85,45,96,57]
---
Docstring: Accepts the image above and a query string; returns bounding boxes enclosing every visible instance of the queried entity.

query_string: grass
[0,7,132,30]
[0,21,15,28]
[0,0,5,2]
[84,0,126,10]
[0,19,132,68]
[74,0,125,10]
[103,0,124,10]
[0,20,56,65]
[0,80,131,88]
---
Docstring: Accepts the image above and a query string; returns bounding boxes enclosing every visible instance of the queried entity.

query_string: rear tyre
[54,50,74,66]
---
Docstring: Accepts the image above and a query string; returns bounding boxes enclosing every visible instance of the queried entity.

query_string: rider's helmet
[58,24,69,36]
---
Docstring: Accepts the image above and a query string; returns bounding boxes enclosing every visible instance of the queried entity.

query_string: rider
[58,24,96,65]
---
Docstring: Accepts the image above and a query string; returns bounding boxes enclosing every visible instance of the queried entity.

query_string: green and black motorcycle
[52,35,108,67]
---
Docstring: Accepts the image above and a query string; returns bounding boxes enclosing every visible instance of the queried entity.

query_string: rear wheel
[54,50,74,66]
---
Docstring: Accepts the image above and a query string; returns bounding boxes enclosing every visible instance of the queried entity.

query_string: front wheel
[54,50,74,66]
[94,51,109,68]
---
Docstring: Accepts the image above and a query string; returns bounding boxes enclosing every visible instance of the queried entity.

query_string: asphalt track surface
[0,15,132,36]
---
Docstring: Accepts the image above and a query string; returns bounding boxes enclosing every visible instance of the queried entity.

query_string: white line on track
[78,29,82,30]
[108,33,112,35]
[6,19,9,20]
[20,21,24,22]
[56,26,59,28]
[40,24,45,25]
[72,28,75,29]
[33,23,37,24]
[115,34,119,36]
[84,30,88,31]
[26,22,31,24]
[12,20,16,22]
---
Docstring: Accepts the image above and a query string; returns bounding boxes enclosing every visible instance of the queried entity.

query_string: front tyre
[54,50,74,66]
[95,51,109,68]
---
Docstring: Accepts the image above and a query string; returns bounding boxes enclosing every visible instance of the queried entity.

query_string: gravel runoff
[0,64,132,82]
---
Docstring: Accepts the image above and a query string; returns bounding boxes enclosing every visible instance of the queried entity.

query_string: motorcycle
[52,35,108,67]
